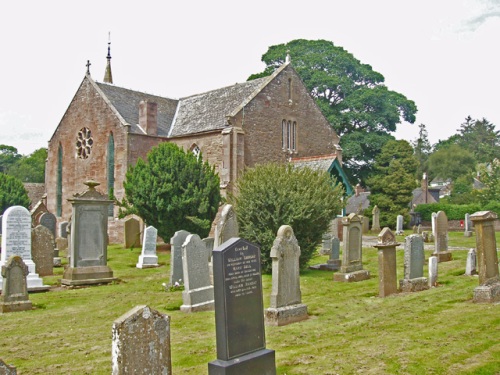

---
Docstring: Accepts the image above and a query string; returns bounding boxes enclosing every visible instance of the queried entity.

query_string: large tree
[427,144,476,181]
[412,123,432,179]
[8,148,47,183]
[249,39,417,183]
[119,142,221,241]
[0,145,21,174]
[0,173,31,214]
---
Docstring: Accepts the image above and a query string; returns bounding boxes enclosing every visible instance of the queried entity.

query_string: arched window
[56,144,63,216]
[190,143,201,159]
[107,133,115,217]
[281,119,297,152]
[281,120,287,149]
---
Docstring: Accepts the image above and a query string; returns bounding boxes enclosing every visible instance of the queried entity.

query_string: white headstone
[396,215,404,235]
[428,256,438,287]
[431,212,437,237]
[169,230,190,286]
[136,226,159,269]
[465,248,477,276]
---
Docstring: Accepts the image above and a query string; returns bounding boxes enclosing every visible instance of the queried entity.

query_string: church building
[45,46,350,243]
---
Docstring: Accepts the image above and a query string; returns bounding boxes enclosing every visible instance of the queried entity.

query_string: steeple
[103,32,113,84]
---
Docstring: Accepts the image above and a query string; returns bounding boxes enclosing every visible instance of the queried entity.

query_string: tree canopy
[119,142,221,241]
[0,173,31,214]
[427,144,476,181]
[8,148,47,183]
[249,39,417,183]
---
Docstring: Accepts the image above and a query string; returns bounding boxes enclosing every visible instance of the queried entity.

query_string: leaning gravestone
[470,211,500,303]
[124,217,141,248]
[0,256,32,313]
[374,228,399,297]
[31,225,55,277]
[265,225,308,326]
[371,205,381,232]
[0,206,48,292]
[395,215,404,235]
[399,234,429,292]
[112,305,171,375]
[0,359,17,374]
[334,213,370,282]
[465,248,477,276]
[61,181,116,286]
[169,230,190,286]
[136,226,159,269]
[39,212,56,239]
[209,237,276,374]
[180,234,214,312]
[432,211,452,262]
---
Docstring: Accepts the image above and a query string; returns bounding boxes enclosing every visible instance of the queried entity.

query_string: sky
[1,0,499,155]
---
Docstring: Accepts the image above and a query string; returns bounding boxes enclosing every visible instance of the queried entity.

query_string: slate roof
[345,192,371,214]
[96,82,178,137]
[290,154,338,171]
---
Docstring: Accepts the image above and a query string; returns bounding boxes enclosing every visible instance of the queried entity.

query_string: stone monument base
[0,300,32,313]
[399,277,429,292]
[432,251,452,262]
[473,281,500,303]
[333,269,370,282]
[208,348,276,375]
[180,286,214,313]
[61,265,116,286]
[180,300,214,313]
[464,231,473,237]
[136,255,159,269]
[309,259,341,271]
[265,303,308,326]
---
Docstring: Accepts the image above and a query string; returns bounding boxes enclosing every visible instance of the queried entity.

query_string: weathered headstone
[399,234,429,292]
[39,212,56,239]
[309,236,341,271]
[31,225,55,277]
[55,237,68,253]
[371,205,381,232]
[432,211,452,262]
[169,230,190,286]
[112,305,171,375]
[395,215,404,235]
[417,224,422,234]
[265,225,307,326]
[319,233,332,255]
[0,256,32,313]
[431,212,437,237]
[333,213,370,282]
[202,237,215,262]
[428,256,438,287]
[361,216,370,234]
[464,213,473,237]
[214,204,239,248]
[0,359,17,374]
[374,228,399,297]
[470,211,500,303]
[180,234,214,312]
[61,181,116,286]
[123,217,141,248]
[465,248,477,276]
[209,238,276,374]
[59,221,69,238]
[0,206,48,292]
[136,226,159,269]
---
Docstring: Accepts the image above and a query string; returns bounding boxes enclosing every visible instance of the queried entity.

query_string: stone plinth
[374,228,399,297]
[265,304,308,326]
[400,277,429,292]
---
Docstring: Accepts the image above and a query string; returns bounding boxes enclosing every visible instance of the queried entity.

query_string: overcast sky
[1,0,499,155]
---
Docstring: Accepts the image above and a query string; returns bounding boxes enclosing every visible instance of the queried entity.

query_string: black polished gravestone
[208,237,276,375]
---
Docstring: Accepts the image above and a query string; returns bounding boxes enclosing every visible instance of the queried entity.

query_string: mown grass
[0,238,499,374]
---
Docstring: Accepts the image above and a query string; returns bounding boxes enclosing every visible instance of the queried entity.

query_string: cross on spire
[86,60,91,75]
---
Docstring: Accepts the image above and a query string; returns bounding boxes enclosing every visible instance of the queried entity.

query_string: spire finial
[104,32,113,84]
[86,60,91,75]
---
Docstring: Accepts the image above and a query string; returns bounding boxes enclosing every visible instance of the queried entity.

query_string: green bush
[0,173,30,214]
[120,142,221,241]
[412,203,498,221]
[230,163,344,273]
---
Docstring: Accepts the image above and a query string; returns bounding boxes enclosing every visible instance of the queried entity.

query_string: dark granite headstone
[39,212,57,238]
[209,237,276,375]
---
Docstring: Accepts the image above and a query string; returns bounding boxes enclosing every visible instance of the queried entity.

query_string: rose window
[76,127,93,159]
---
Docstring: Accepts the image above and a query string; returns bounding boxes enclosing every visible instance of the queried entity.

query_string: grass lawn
[0,239,499,374]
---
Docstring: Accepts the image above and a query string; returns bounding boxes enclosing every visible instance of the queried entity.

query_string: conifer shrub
[119,142,221,241]
[0,173,30,214]
[230,163,344,273]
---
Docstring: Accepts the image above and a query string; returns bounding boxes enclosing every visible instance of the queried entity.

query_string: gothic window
[107,133,115,217]
[288,78,292,102]
[282,119,297,152]
[190,144,201,158]
[56,144,63,216]
[76,127,93,159]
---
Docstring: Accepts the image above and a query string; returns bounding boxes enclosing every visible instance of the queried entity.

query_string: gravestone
[39,212,56,239]
[124,217,141,248]
[0,206,48,292]
[0,359,16,374]
[209,238,276,374]
[334,213,370,282]
[136,226,159,269]
[169,230,190,286]
[417,224,422,234]
[0,256,32,313]
[31,225,54,277]
[112,305,171,375]
[431,212,437,237]
[464,213,473,237]
[59,221,69,238]
[371,205,381,232]
[465,248,477,276]
[180,234,214,312]
[214,204,239,248]
[309,236,341,271]
[428,256,438,287]
[470,211,500,303]
[202,237,215,262]
[319,233,332,255]
[374,228,399,297]
[432,211,452,262]
[265,225,308,326]
[55,237,68,253]
[395,215,404,235]
[361,216,370,234]
[61,181,116,286]
[0,215,3,236]
[399,234,429,292]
